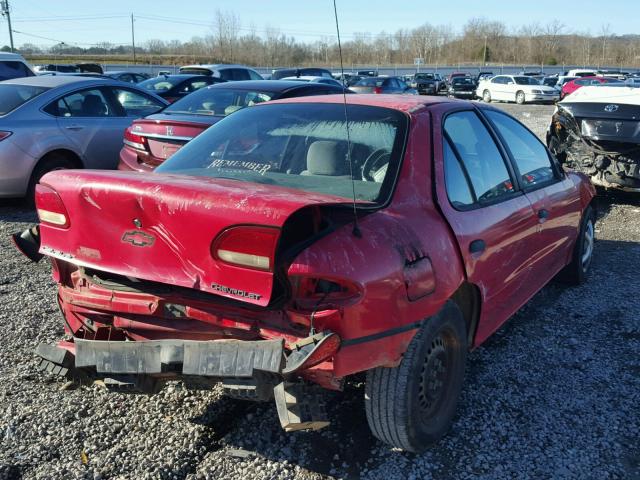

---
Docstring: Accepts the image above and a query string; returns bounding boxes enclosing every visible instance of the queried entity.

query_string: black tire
[365,301,467,452]
[26,153,76,204]
[557,205,596,285]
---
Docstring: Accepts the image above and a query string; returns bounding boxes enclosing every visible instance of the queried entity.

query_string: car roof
[2,75,117,87]
[180,64,255,71]
[206,80,340,93]
[264,93,456,114]
[143,74,207,80]
[0,52,28,61]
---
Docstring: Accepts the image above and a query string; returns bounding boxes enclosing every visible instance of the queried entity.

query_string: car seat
[300,140,350,178]
[81,94,107,116]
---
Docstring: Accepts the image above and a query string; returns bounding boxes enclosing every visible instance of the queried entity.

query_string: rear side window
[0,61,33,80]
[112,88,165,117]
[484,110,556,187]
[443,139,475,207]
[444,111,515,204]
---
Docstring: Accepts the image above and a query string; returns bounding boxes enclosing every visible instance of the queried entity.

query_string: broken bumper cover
[37,336,337,432]
[73,338,285,377]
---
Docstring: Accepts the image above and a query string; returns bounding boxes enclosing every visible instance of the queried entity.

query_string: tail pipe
[11,225,43,262]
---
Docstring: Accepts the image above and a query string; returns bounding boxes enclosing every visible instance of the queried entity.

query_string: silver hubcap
[517,93,524,103]
[581,220,594,270]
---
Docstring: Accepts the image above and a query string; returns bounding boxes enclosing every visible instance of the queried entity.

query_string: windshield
[139,76,181,92]
[514,76,541,85]
[415,74,434,80]
[156,103,408,205]
[165,88,273,116]
[0,84,48,115]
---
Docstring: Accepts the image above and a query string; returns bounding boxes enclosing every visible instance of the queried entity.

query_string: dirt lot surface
[0,103,639,480]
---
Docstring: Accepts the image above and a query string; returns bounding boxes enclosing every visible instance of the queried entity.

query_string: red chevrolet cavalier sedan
[16,94,596,452]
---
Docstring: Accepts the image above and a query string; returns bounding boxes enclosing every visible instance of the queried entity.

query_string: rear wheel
[482,89,492,102]
[365,302,467,452]
[558,205,596,285]
[516,91,526,104]
[27,153,76,204]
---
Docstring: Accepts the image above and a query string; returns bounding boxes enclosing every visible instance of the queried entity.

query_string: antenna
[332,0,361,238]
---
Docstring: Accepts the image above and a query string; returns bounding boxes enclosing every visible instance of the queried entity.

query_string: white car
[281,75,344,87]
[476,75,559,104]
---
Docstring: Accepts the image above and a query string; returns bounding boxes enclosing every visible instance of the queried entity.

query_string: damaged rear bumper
[36,333,339,432]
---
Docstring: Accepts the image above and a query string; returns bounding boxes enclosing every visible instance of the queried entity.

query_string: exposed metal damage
[548,86,640,192]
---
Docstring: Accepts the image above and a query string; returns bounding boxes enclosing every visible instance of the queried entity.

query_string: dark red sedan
[16,95,596,452]
[119,80,349,172]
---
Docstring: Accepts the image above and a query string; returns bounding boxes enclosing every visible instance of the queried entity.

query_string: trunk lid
[130,116,219,160]
[38,170,350,307]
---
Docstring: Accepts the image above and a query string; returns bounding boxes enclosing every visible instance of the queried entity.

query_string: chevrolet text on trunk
[13,94,596,452]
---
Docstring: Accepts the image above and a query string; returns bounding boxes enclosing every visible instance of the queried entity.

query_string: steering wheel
[361,148,391,181]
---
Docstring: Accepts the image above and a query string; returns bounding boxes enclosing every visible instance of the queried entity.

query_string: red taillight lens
[289,275,363,311]
[0,131,12,141]
[373,87,382,94]
[35,184,70,229]
[123,126,148,151]
[164,97,179,103]
[211,225,280,271]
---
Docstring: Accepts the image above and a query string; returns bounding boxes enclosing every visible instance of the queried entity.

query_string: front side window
[156,103,408,205]
[112,88,165,117]
[444,111,515,203]
[484,110,556,187]
[50,88,115,117]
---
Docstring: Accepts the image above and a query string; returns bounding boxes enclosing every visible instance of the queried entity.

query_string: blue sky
[5,0,637,48]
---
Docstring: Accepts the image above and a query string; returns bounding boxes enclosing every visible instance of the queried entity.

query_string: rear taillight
[123,126,148,151]
[373,87,382,94]
[0,131,12,141]
[35,184,70,229]
[211,225,280,271]
[289,275,363,311]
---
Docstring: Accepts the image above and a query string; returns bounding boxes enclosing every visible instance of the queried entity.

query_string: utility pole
[483,36,488,65]
[131,13,136,64]
[1,0,14,52]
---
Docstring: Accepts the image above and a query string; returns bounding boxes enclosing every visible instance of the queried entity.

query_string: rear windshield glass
[0,84,48,115]
[165,88,273,116]
[139,76,181,92]
[452,77,474,85]
[156,103,408,205]
[355,78,384,87]
[514,76,541,85]
[0,61,33,80]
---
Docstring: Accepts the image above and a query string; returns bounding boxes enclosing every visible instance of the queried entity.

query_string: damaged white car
[547,85,640,192]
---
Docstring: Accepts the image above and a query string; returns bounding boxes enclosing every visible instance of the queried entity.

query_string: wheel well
[39,149,83,169]
[449,282,481,349]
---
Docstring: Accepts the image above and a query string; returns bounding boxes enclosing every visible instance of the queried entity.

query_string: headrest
[306,141,349,176]
[224,105,243,115]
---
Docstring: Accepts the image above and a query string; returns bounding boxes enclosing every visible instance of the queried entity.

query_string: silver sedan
[0,75,168,198]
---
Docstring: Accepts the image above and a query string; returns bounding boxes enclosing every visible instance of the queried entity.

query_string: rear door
[434,109,542,345]
[482,109,582,281]
[48,87,128,169]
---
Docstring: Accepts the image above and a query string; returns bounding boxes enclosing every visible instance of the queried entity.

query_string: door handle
[65,124,83,131]
[469,239,486,254]
[538,209,550,220]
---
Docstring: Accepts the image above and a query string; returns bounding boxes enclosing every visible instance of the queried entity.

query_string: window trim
[478,107,565,194]
[441,107,524,212]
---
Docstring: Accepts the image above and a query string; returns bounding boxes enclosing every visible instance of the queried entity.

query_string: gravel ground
[0,104,639,480]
